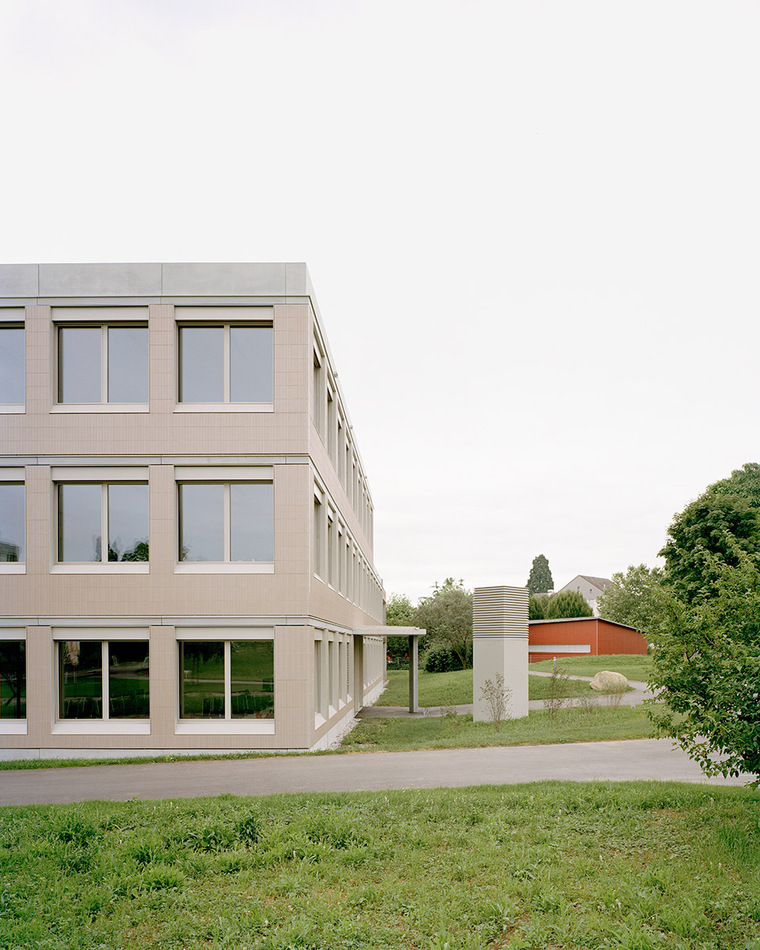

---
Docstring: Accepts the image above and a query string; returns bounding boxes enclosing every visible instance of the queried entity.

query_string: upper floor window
[57,323,148,405]
[0,480,24,565]
[178,324,272,403]
[179,481,273,563]
[58,482,149,563]
[0,323,24,408]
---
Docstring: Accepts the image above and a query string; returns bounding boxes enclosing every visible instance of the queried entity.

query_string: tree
[660,463,760,604]
[385,593,416,665]
[528,594,549,620]
[597,564,666,639]
[648,557,760,785]
[544,590,592,619]
[526,554,553,595]
[415,578,473,670]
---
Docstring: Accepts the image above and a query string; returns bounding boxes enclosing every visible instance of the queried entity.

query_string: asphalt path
[0,739,752,807]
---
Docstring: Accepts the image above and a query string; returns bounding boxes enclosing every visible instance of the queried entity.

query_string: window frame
[0,314,25,412]
[52,308,149,412]
[175,466,274,573]
[0,629,26,733]
[175,307,274,413]
[51,467,150,574]
[52,628,151,735]
[0,470,25,574]
[175,628,275,735]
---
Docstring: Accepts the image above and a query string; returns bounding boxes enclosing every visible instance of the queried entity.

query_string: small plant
[604,686,626,709]
[480,673,511,731]
[543,666,570,720]
[576,692,599,715]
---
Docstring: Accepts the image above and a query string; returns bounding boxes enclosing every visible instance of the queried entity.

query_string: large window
[58,325,149,404]
[58,482,149,562]
[58,640,149,720]
[179,324,272,403]
[0,482,24,563]
[179,641,274,719]
[0,640,25,720]
[179,482,273,562]
[0,325,24,406]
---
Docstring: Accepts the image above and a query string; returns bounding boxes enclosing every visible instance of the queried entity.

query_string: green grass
[342,705,656,752]
[1,783,759,949]
[530,653,653,682]
[377,667,625,708]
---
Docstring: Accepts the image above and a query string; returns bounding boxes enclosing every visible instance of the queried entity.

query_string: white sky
[2,0,759,601]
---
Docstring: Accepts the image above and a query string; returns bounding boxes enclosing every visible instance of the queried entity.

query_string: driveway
[0,739,752,807]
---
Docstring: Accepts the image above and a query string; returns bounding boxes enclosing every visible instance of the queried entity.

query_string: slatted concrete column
[473,586,529,721]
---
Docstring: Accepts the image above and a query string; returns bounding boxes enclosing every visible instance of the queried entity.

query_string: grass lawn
[342,705,656,752]
[2,783,759,949]
[530,653,653,682]
[377,666,627,708]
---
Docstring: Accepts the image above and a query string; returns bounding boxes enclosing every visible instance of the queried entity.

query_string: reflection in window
[59,640,149,719]
[179,483,273,562]
[58,483,149,563]
[0,327,24,405]
[58,325,148,403]
[179,325,272,403]
[179,640,274,719]
[0,641,26,720]
[0,483,24,562]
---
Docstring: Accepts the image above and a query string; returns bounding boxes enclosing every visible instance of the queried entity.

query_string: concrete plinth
[473,586,529,721]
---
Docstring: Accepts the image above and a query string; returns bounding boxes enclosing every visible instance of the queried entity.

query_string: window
[58,324,148,404]
[58,482,149,562]
[0,481,24,564]
[178,324,272,403]
[58,640,149,719]
[179,482,273,562]
[313,493,324,577]
[179,640,274,719]
[0,640,25,720]
[0,324,24,407]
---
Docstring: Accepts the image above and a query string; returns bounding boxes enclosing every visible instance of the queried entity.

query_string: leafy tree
[660,463,760,604]
[648,557,760,785]
[526,554,553,595]
[528,594,549,620]
[544,590,592,619]
[385,593,417,665]
[415,578,473,670]
[597,564,666,639]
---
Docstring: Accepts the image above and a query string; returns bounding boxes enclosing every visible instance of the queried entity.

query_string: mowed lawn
[530,653,653,682]
[2,783,759,949]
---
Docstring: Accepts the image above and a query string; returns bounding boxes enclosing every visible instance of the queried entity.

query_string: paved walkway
[0,739,752,807]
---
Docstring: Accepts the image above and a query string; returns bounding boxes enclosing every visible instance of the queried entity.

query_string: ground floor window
[179,640,274,720]
[58,640,149,719]
[0,640,25,719]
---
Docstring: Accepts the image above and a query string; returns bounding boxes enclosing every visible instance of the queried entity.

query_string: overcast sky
[2,0,759,602]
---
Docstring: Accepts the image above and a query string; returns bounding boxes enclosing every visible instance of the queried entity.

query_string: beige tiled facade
[0,263,386,756]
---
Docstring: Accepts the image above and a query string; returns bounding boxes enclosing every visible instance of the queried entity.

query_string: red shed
[528,617,647,663]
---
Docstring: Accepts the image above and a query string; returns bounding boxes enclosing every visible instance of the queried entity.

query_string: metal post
[408,634,419,713]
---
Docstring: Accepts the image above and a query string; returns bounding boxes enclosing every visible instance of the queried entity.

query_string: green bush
[422,642,472,672]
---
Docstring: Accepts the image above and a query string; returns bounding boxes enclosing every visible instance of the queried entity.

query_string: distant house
[556,575,612,616]
[528,617,647,663]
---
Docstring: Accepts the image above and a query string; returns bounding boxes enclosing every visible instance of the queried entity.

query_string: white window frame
[52,308,149,413]
[175,627,275,735]
[0,469,25,574]
[52,628,150,735]
[175,308,274,413]
[175,466,274,574]
[0,627,26,734]
[51,467,150,574]
[0,312,25,413]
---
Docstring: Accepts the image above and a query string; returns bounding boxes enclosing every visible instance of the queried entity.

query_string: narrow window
[0,483,24,563]
[0,326,24,405]
[0,641,25,719]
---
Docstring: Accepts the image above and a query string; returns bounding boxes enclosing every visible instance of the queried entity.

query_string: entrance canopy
[355,626,426,713]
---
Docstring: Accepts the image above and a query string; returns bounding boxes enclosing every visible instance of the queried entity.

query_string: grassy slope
[2,783,759,949]
[342,705,656,752]
[530,653,653,681]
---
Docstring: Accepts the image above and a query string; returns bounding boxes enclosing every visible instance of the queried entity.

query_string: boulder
[589,670,628,692]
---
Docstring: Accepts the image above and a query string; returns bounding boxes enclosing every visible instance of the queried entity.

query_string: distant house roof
[558,574,612,593]
[528,617,638,632]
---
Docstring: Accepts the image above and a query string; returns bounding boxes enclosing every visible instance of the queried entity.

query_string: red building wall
[528,618,646,663]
